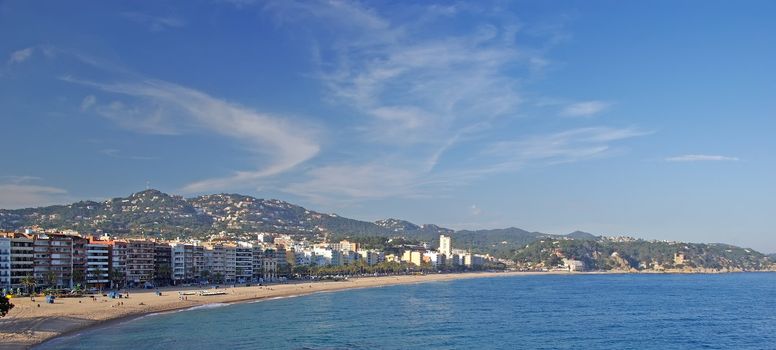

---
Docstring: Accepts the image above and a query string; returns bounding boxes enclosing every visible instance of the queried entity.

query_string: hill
[515,238,773,272]
[0,189,773,271]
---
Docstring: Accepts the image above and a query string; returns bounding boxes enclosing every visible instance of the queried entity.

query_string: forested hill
[514,238,773,272]
[0,190,587,245]
[0,189,773,271]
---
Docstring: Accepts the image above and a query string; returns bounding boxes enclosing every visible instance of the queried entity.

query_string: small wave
[187,302,229,310]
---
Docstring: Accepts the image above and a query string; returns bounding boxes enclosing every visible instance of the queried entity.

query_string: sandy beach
[0,271,551,349]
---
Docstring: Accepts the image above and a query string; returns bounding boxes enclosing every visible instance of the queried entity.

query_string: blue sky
[1,1,775,252]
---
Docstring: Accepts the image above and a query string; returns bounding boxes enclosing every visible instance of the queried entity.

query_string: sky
[1,1,775,252]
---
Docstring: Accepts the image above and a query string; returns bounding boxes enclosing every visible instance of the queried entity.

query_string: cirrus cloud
[665,154,740,162]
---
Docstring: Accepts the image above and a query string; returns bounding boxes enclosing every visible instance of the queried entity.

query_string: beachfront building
[204,243,225,282]
[235,243,253,283]
[171,242,205,284]
[357,250,385,266]
[462,253,485,268]
[71,235,88,287]
[126,240,154,286]
[563,259,585,272]
[171,243,187,283]
[204,243,237,283]
[448,253,462,267]
[423,251,445,268]
[153,242,172,286]
[402,250,424,267]
[439,234,452,257]
[192,245,205,282]
[85,242,110,290]
[224,244,236,283]
[261,252,278,282]
[4,233,34,289]
[110,240,128,287]
[33,233,74,288]
[252,247,279,282]
[0,237,10,290]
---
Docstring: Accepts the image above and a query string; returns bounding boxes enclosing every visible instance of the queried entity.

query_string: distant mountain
[566,230,599,240]
[375,218,420,232]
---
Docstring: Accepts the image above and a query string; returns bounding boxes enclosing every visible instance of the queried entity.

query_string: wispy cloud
[264,1,563,201]
[0,176,69,209]
[99,148,158,161]
[63,76,320,193]
[482,127,650,171]
[257,1,647,204]
[122,12,186,31]
[665,154,740,162]
[80,95,97,111]
[283,163,424,203]
[8,47,34,64]
[561,100,610,117]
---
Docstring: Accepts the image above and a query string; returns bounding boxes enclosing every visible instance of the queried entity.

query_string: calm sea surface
[38,273,776,349]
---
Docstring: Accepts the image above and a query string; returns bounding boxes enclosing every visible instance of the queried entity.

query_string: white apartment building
[170,243,187,283]
[7,234,34,289]
[439,234,452,257]
[423,251,445,268]
[85,243,110,289]
[0,237,10,290]
[235,243,253,283]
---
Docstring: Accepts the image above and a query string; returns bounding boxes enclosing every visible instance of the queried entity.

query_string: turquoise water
[38,273,776,349]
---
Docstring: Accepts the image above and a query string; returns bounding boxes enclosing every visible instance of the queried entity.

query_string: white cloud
[80,95,96,111]
[561,100,610,117]
[62,77,320,193]
[482,127,650,171]
[283,163,425,203]
[665,154,739,162]
[122,12,186,31]
[263,2,644,204]
[0,177,68,209]
[268,1,532,150]
[8,47,34,64]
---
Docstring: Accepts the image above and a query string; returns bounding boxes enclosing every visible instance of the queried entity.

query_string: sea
[38,273,776,349]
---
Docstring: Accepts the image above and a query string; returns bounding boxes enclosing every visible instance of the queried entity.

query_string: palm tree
[45,271,56,288]
[109,268,125,290]
[21,274,36,300]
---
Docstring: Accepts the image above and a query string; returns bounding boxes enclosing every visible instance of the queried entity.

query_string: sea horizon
[36,273,776,350]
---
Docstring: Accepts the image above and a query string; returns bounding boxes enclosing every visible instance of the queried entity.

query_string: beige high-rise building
[439,234,452,257]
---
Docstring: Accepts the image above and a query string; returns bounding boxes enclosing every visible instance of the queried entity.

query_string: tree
[109,268,125,290]
[213,272,224,283]
[45,271,56,288]
[72,269,85,286]
[0,294,14,317]
[154,265,172,286]
[21,274,37,300]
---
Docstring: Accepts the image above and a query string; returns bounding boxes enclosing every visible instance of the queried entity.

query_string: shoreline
[2,271,545,349]
[4,270,772,349]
